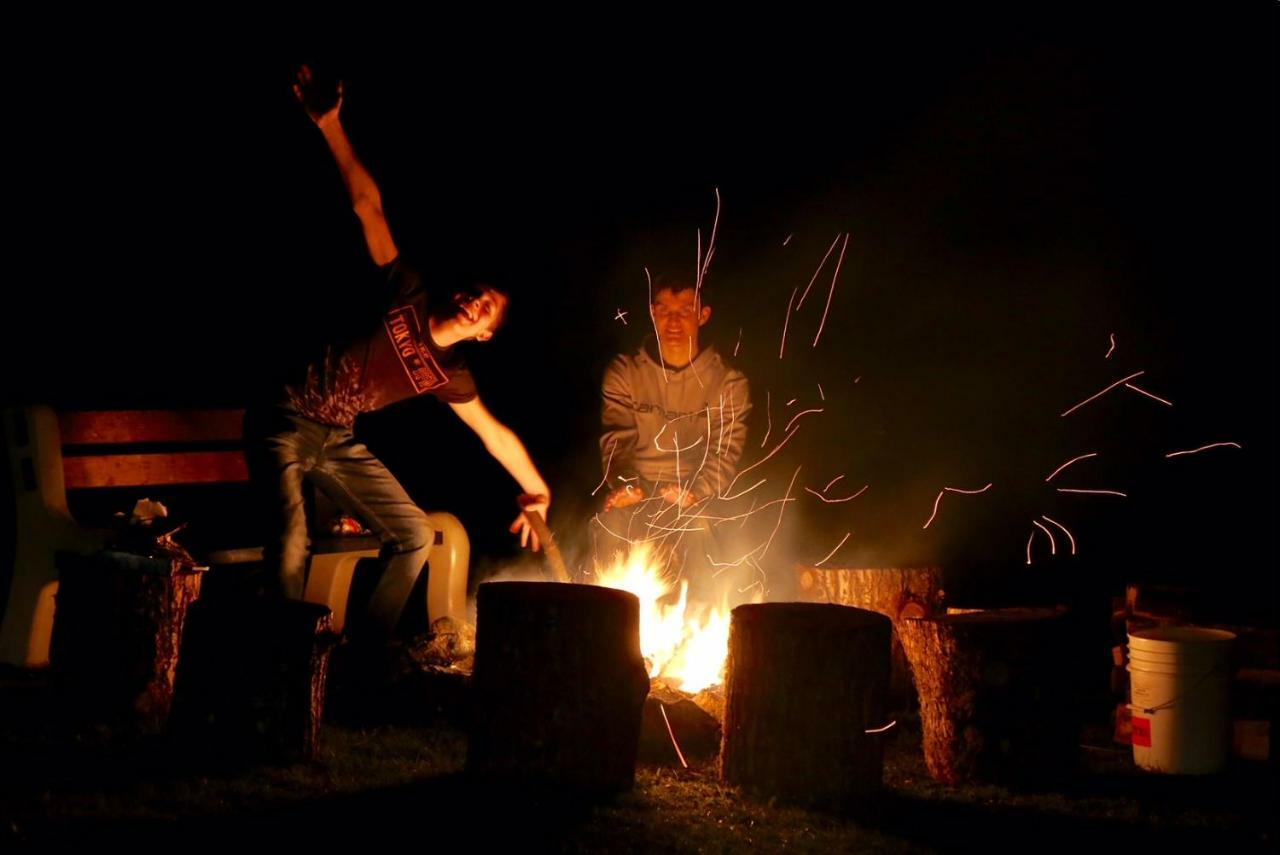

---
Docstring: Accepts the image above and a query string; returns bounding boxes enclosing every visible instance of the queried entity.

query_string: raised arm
[293,65,398,266]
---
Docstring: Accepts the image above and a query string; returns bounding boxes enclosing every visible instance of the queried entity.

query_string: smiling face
[448,286,508,343]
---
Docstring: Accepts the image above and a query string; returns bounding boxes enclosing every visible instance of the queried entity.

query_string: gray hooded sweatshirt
[600,339,752,501]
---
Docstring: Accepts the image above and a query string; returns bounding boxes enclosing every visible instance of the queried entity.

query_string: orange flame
[593,542,735,693]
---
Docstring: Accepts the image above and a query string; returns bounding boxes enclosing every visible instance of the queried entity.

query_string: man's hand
[293,64,343,127]
[659,484,699,508]
[510,493,551,552]
[603,484,646,512]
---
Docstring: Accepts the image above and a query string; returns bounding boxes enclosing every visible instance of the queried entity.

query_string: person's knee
[387,508,433,555]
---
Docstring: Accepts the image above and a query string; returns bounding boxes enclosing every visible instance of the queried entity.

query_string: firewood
[899,606,1078,785]
[50,550,204,735]
[795,565,944,707]
[170,597,337,762]
[640,679,722,764]
[467,582,650,791]
[720,603,891,811]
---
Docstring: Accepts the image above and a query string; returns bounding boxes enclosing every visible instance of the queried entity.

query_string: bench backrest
[55,409,249,489]
[2,405,250,666]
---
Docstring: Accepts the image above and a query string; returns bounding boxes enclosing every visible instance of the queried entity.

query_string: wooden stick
[521,508,571,582]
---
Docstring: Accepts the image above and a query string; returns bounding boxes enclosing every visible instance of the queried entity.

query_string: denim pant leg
[307,430,434,639]
[245,408,328,600]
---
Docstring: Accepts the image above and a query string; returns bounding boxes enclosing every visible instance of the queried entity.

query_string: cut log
[720,603,891,811]
[795,565,944,708]
[899,606,1078,785]
[467,582,650,791]
[795,566,944,618]
[170,597,337,762]
[639,678,722,764]
[50,550,205,735]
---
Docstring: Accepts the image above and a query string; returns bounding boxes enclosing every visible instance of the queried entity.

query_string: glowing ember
[1166,442,1243,458]
[814,531,851,565]
[1045,452,1098,482]
[784,406,823,434]
[922,482,992,529]
[1041,514,1077,555]
[797,233,842,310]
[812,233,849,348]
[1125,383,1173,406]
[1032,519,1057,555]
[593,542,734,693]
[779,286,799,359]
[1060,371,1145,417]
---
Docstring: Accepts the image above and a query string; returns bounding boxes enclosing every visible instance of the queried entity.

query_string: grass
[1,669,1275,851]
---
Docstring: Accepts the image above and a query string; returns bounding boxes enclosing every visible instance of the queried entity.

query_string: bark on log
[170,597,337,762]
[720,603,892,811]
[899,606,1078,785]
[795,566,944,708]
[50,550,204,735]
[467,582,650,792]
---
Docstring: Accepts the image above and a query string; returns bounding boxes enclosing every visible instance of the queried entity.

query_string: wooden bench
[1,405,470,667]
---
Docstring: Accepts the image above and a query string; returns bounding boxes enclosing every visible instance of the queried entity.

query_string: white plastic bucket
[1127,626,1234,774]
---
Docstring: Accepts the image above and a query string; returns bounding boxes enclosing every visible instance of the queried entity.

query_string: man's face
[451,287,507,342]
[651,287,710,356]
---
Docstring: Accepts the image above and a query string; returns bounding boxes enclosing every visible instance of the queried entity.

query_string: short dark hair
[651,271,711,309]
[434,281,510,334]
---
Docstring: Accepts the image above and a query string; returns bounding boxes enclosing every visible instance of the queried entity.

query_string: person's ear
[698,305,712,326]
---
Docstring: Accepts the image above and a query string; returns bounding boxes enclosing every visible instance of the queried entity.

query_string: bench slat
[63,452,249,488]
[59,410,246,445]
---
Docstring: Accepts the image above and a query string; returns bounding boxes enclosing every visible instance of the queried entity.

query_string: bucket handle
[1138,660,1231,715]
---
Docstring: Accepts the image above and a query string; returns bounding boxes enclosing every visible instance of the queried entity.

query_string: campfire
[590,542,734,695]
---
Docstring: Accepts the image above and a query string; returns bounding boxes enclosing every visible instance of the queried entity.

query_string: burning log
[50,550,205,735]
[639,678,722,764]
[795,565,944,708]
[467,582,650,791]
[898,606,1078,785]
[170,597,338,762]
[720,603,891,811]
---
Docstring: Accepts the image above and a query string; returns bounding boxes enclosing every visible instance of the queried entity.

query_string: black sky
[6,10,1275,606]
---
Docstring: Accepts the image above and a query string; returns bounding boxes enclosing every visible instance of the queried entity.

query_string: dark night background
[4,10,1275,616]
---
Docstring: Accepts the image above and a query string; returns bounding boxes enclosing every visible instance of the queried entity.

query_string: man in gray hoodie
[594,275,752,604]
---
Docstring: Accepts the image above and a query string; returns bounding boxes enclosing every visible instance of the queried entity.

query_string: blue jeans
[245,407,433,640]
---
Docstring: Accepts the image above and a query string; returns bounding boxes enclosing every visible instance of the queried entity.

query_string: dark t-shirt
[285,258,477,426]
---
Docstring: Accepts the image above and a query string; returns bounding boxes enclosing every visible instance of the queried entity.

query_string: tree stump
[467,582,651,792]
[50,550,205,735]
[170,597,337,762]
[720,603,892,811]
[796,565,944,708]
[899,607,1078,785]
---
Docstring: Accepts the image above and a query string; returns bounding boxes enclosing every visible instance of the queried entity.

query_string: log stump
[467,582,650,792]
[50,550,205,735]
[170,597,337,762]
[795,566,944,710]
[899,607,1078,785]
[720,603,892,811]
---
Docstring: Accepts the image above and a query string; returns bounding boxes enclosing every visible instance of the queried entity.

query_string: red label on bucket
[1132,716,1152,747]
